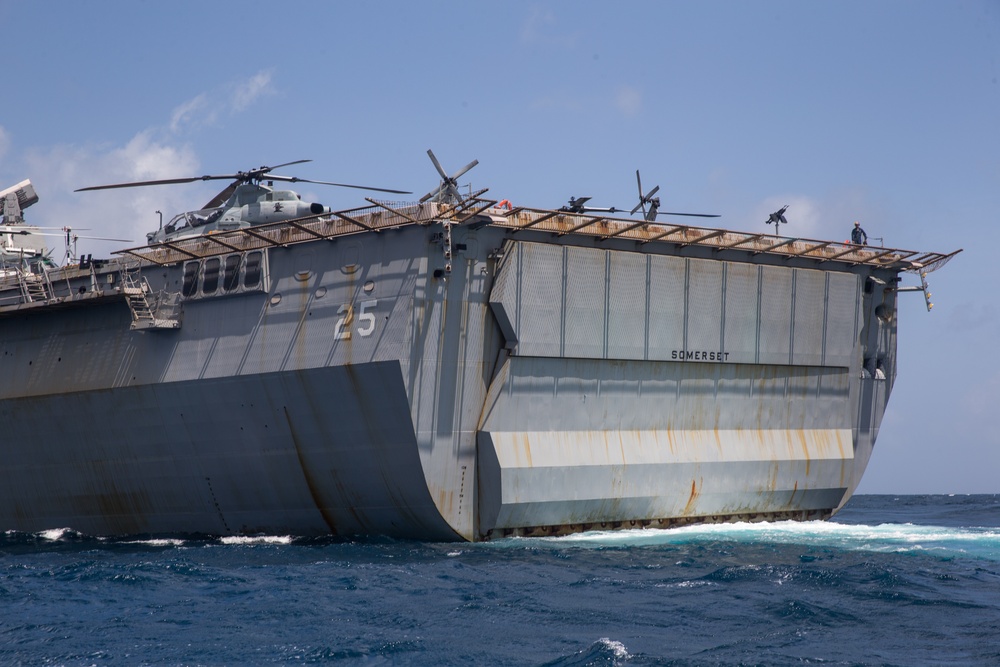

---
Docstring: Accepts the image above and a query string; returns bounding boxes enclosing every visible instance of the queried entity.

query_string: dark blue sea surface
[3,495,1000,666]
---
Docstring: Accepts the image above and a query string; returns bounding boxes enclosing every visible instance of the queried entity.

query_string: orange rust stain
[512,432,533,467]
[682,478,700,515]
[798,430,812,477]
[768,461,779,493]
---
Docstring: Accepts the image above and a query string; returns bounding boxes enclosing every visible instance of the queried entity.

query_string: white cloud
[169,70,275,134]
[520,7,557,43]
[170,93,211,134]
[520,7,582,46]
[231,69,274,113]
[615,85,642,117]
[8,69,280,258]
[22,134,203,258]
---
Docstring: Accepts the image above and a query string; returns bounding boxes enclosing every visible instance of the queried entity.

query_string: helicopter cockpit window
[202,257,221,294]
[182,261,200,297]
[167,207,224,234]
[223,255,241,292]
[244,251,262,288]
[191,207,224,228]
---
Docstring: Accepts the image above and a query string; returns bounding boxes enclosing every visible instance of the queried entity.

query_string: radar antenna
[765,205,789,234]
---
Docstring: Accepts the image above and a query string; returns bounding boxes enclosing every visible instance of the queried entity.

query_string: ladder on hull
[121,265,181,330]
[18,272,50,303]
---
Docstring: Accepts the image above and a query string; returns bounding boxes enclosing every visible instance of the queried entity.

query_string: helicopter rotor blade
[0,229,63,237]
[263,159,312,172]
[451,159,479,182]
[419,187,444,204]
[202,182,240,210]
[427,150,449,182]
[646,184,660,199]
[70,234,134,242]
[656,211,721,218]
[75,160,313,193]
[266,174,410,195]
[630,201,644,216]
[1,227,88,235]
[0,225,88,231]
[74,174,238,192]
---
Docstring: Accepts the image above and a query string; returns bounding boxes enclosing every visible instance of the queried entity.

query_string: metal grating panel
[647,254,687,360]
[488,240,520,347]
[791,268,828,366]
[824,272,861,368]
[723,262,760,364]
[516,243,565,357]
[607,251,649,360]
[564,246,608,359]
[488,240,863,369]
[686,258,724,354]
[759,265,794,365]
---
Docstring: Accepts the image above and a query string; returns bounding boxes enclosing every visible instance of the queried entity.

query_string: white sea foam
[124,538,187,547]
[219,535,294,545]
[37,527,77,541]
[596,637,630,660]
[497,520,1000,560]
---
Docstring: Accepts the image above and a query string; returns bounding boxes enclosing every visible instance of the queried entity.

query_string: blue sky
[2,1,997,493]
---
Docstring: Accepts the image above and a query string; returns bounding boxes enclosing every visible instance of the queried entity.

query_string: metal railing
[109,199,960,274]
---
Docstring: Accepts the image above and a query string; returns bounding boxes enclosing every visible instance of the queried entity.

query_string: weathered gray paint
[0,206,908,540]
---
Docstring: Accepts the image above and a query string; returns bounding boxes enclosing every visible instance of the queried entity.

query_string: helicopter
[76,160,411,245]
[420,150,480,205]
[560,196,624,215]
[630,170,720,222]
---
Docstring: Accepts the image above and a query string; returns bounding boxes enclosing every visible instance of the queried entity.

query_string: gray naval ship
[0,157,960,541]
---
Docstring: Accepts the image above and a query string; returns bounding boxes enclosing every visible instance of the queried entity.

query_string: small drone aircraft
[76,160,411,244]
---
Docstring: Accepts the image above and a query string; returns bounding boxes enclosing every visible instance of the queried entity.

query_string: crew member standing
[851,221,868,245]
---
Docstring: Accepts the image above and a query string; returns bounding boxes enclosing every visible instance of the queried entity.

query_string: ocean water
[2,495,1000,666]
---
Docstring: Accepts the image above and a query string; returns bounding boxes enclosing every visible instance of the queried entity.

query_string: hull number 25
[334,299,378,340]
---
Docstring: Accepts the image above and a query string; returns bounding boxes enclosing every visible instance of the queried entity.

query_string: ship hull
[0,203,909,540]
